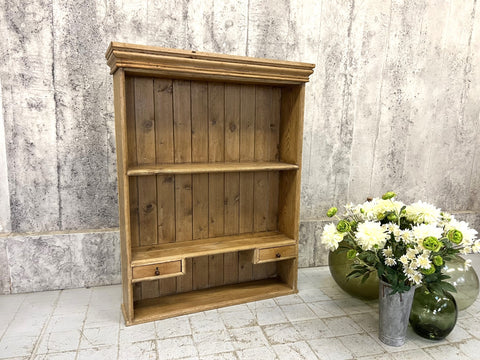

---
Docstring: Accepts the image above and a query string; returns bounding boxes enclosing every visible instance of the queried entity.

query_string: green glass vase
[409,286,458,340]
[328,241,379,300]
[444,255,479,310]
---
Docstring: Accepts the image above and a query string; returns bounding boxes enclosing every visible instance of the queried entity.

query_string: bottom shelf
[125,278,295,325]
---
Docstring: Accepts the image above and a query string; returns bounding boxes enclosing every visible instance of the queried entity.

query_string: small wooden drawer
[253,245,296,264]
[132,260,184,282]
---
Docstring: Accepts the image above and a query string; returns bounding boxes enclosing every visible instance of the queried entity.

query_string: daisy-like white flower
[460,246,472,255]
[355,221,389,251]
[383,223,401,239]
[404,266,416,277]
[410,272,423,285]
[472,241,480,253]
[406,248,417,260]
[399,255,409,265]
[405,201,442,224]
[411,223,443,243]
[383,247,393,257]
[385,257,396,266]
[320,223,346,251]
[409,259,419,270]
[417,255,431,269]
[445,220,478,247]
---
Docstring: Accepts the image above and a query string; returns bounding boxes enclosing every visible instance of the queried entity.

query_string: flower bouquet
[321,192,479,346]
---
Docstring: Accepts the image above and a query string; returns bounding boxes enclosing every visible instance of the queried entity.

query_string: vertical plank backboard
[135,78,159,299]
[113,69,134,321]
[208,82,225,287]
[153,78,176,295]
[125,77,140,249]
[238,85,255,282]
[254,86,275,279]
[224,84,240,285]
[173,80,193,293]
[191,81,209,290]
[267,88,281,232]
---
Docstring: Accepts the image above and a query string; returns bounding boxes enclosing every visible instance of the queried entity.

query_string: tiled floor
[1,267,480,360]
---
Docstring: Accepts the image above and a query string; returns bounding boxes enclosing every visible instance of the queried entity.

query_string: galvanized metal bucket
[378,280,416,347]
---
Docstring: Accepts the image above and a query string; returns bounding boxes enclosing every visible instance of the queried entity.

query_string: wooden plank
[131,278,295,325]
[208,82,225,287]
[125,77,140,249]
[224,84,240,285]
[127,161,298,175]
[277,85,305,289]
[134,77,159,299]
[132,231,295,265]
[267,88,281,232]
[173,79,193,293]
[239,85,255,282]
[113,69,134,321]
[191,81,209,290]
[153,78,176,296]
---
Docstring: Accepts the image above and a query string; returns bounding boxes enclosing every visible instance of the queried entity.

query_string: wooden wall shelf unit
[106,42,315,325]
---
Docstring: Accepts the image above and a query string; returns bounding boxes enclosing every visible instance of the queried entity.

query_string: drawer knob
[154,267,160,276]
[275,253,281,258]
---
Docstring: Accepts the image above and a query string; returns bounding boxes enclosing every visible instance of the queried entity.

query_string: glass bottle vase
[409,285,458,340]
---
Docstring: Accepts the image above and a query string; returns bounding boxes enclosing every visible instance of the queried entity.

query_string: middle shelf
[131,231,296,267]
[126,161,298,176]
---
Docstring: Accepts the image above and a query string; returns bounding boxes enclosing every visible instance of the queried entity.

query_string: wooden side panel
[224,84,240,285]
[173,80,193,293]
[191,81,209,290]
[238,85,255,282]
[113,70,134,321]
[278,85,305,289]
[208,82,225,287]
[134,78,159,299]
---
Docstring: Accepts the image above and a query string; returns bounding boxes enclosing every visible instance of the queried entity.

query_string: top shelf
[127,161,298,176]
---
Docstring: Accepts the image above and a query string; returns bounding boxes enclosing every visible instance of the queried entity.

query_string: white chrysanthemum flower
[321,223,346,251]
[417,255,431,269]
[405,201,442,224]
[385,223,402,238]
[445,219,478,246]
[371,199,404,218]
[410,272,423,285]
[404,266,416,276]
[411,223,443,243]
[355,221,389,251]
[357,199,380,221]
[409,259,419,270]
[400,230,415,244]
[460,246,472,255]
[472,241,480,253]
[399,255,409,265]
[383,247,393,257]
[465,259,472,269]
[406,248,417,260]
[385,257,396,266]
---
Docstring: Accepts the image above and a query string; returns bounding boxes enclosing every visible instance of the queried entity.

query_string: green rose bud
[336,220,351,233]
[377,213,386,221]
[423,236,442,252]
[433,255,444,266]
[447,229,463,244]
[387,213,398,222]
[327,207,337,217]
[382,191,396,200]
[421,266,436,275]
[346,249,357,259]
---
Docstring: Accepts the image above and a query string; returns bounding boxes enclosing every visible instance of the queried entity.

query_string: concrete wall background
[0,0,479,293]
